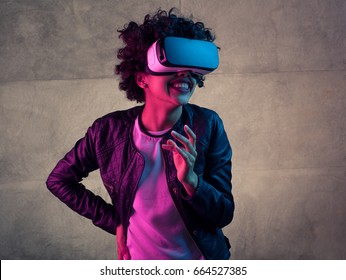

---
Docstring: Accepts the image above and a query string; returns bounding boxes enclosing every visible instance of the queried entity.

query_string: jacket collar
[131,104,193,138]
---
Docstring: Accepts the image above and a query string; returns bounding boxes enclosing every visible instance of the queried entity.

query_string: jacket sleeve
[185,113,234,228]
[46,120,118,235]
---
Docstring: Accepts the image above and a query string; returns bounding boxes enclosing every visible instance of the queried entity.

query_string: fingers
[162,139,193,162]
[117,242,130,260]
[169,125,197,156]
[184,125,196,148]
[118,249,130,260]
[116,224,131,260]
[161,126,198,190]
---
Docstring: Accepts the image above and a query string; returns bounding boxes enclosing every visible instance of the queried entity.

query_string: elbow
[46,171,63,194]
[46,173,54,191]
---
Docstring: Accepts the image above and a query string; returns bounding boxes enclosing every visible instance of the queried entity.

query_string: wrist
[182,172,198,196]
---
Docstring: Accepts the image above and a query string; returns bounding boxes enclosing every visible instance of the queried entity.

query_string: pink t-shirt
[126,117,204,260]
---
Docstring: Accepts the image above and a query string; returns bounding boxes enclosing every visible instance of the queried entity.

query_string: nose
[177,70,191,77]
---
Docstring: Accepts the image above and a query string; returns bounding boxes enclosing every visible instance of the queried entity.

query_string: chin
[176,97,191,106]
[178,92,194,104]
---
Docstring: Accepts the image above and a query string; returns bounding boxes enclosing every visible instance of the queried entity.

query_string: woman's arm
[46,121,118,234]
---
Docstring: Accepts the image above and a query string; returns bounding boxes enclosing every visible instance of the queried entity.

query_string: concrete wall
[0,0,345,259]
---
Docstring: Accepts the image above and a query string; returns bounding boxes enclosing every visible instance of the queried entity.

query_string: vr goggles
[146,37,219,76]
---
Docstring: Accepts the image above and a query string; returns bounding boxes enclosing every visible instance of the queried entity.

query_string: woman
[46,8,234,260]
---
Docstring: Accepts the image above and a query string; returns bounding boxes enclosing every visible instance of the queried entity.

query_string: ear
[135,72,148,89]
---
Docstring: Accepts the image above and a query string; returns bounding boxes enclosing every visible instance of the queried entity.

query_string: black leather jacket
[46,104,234,259]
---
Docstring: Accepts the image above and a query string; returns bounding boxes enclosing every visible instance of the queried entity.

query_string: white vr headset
[146,37,219,75]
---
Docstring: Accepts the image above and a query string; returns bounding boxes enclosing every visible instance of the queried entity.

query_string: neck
[141,104,182,132]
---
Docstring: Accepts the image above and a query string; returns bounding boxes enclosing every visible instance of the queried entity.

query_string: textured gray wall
[0,0,345,260]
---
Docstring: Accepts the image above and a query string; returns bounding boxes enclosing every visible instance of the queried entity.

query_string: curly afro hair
[114,8,216,103]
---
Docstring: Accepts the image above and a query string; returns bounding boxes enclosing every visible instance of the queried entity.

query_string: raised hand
[162,125,198,197]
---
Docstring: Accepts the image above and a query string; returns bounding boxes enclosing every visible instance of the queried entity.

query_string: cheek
[159,78,172,91]
[164,79,174,93]
[190,83,197,94]
[149,80,169,93]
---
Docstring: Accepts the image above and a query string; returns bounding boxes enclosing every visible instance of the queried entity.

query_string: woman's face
[143,71,198,109]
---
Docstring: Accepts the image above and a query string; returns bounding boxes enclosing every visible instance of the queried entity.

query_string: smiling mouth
[171,82,190,89]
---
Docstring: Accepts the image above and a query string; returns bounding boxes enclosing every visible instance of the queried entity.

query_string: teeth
[172,82,189,89]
